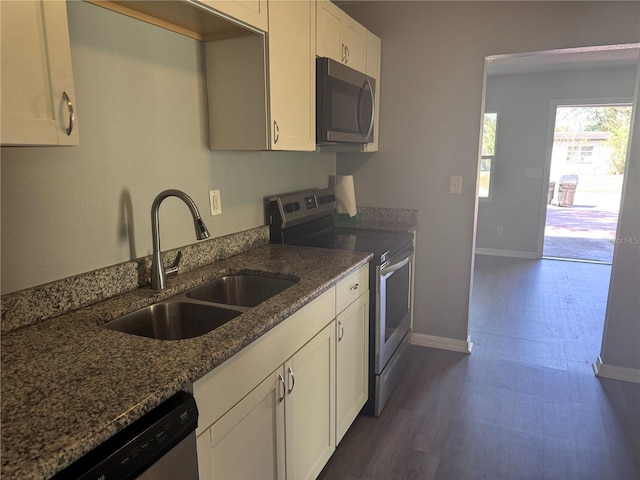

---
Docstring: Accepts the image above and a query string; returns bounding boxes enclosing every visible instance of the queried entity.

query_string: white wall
[0,2,335,294]
[337,1,640,345]
[477,66,637,256]
[600,64,640,373]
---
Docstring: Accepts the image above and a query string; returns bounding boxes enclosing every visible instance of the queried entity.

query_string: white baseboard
[475,248,538,259]
[593,357,640,383]
[411,332,473,354]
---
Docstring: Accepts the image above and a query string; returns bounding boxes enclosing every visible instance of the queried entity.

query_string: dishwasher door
[52,391,199,480]
[137,431,198,480]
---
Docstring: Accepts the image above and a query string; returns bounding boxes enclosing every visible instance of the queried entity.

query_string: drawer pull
[349,283,359,292]
[287,367,295,394]
[278,374,285,402]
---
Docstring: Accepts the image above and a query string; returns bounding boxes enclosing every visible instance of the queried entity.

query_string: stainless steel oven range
[268,187,413,416]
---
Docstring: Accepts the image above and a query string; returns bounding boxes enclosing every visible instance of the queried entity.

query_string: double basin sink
[103,274,297,341]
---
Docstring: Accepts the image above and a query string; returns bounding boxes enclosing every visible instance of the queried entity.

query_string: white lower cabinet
[286,322,336,479]
[194,264,370,479]
[197,368,285,479]
[197,322,335,480]
[336,291,369,445]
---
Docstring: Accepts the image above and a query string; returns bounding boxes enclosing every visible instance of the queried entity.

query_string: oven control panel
[268,188,336,230]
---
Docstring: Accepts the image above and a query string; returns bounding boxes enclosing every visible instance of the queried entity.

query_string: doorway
[472,44,638,377]
[543,104,632,264]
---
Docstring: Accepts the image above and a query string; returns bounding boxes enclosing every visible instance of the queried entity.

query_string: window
[479,112,497,198]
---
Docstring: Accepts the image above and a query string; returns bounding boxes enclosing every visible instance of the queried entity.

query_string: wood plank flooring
[319,256,640,479]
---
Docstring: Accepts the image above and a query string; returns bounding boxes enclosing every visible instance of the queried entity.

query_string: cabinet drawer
[336,264,369,315]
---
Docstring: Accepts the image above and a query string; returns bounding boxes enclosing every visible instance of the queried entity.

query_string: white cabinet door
[341,16,366,73]
[316,0,343,64]
[286,322,336,480]
[362,31,381,152]
[336,291,369,444]
[1,0,79,146]
[268,0,315,151]
[197,322,336,480]
[316,0,366,74]
[201,0,268,32]
[197,368,286,480]
[204,0,315,151]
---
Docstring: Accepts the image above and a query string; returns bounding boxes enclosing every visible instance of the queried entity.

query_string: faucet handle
[165,250,182,277]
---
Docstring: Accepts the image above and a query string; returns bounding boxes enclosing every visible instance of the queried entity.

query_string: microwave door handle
[356,78,375,140]
[356,84,365,137]
[365,77,375,139]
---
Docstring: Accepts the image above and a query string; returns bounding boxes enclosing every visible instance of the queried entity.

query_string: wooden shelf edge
[86,0,205,40]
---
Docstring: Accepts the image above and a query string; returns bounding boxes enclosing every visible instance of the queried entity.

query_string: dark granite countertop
[1,244,372,480]
[333,206,419,233]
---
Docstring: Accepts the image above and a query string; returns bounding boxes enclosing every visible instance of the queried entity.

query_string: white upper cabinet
[205,0,315,151]
[316,0,366,74]
[316,1,342,63]
[199,0,268,32]
[316,0,381,151]
[268,0,316,151]
[1,0,79,146]
[362,30,381,152]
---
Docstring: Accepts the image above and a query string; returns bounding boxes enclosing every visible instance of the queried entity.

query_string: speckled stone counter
[333,206,419,233]
[1,244,372,480]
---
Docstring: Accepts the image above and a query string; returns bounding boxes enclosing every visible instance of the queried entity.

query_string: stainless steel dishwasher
[52,391,199,480]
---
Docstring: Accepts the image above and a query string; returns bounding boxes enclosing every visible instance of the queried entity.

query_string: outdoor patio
[543,191,621,264]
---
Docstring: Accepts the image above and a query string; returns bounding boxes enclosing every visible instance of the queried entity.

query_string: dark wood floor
[319,256,640,479]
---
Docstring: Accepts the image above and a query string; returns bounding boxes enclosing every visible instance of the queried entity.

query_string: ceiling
[486,44,640,76]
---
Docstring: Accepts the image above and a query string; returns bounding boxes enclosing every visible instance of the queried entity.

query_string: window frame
[479,112,497,200]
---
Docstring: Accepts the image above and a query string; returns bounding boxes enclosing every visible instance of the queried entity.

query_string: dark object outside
[558,174,579,207]
[547,181,556,205]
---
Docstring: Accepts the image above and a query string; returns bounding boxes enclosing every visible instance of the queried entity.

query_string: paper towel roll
[335,175,357,217]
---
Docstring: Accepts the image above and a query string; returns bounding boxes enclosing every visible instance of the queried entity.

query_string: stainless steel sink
[103,301,242,340]
[185,275,297,308]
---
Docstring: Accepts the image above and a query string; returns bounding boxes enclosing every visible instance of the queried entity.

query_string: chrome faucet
[151,189,210,290]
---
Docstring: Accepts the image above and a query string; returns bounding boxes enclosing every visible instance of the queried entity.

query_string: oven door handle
[381,253,412,280]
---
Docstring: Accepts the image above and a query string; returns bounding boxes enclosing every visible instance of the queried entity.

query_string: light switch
[450,176,462,194]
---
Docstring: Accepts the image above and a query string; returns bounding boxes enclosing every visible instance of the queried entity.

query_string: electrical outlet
[209,190,222,216]
[450,176,462,194]
[497,226,503,236]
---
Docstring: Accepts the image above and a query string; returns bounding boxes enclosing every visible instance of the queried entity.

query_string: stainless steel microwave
[316,57,375,145]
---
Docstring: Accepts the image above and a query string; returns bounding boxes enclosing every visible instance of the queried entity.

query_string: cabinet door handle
[338,320,344,341]
[278,374,285,402]
[349,283,359,292]
[62,91,74,136]
[273,120,279,144]
[344,45,349,64]
[287,366,295,394]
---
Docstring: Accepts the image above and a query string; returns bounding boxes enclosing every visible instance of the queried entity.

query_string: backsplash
[1,226,269,333]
